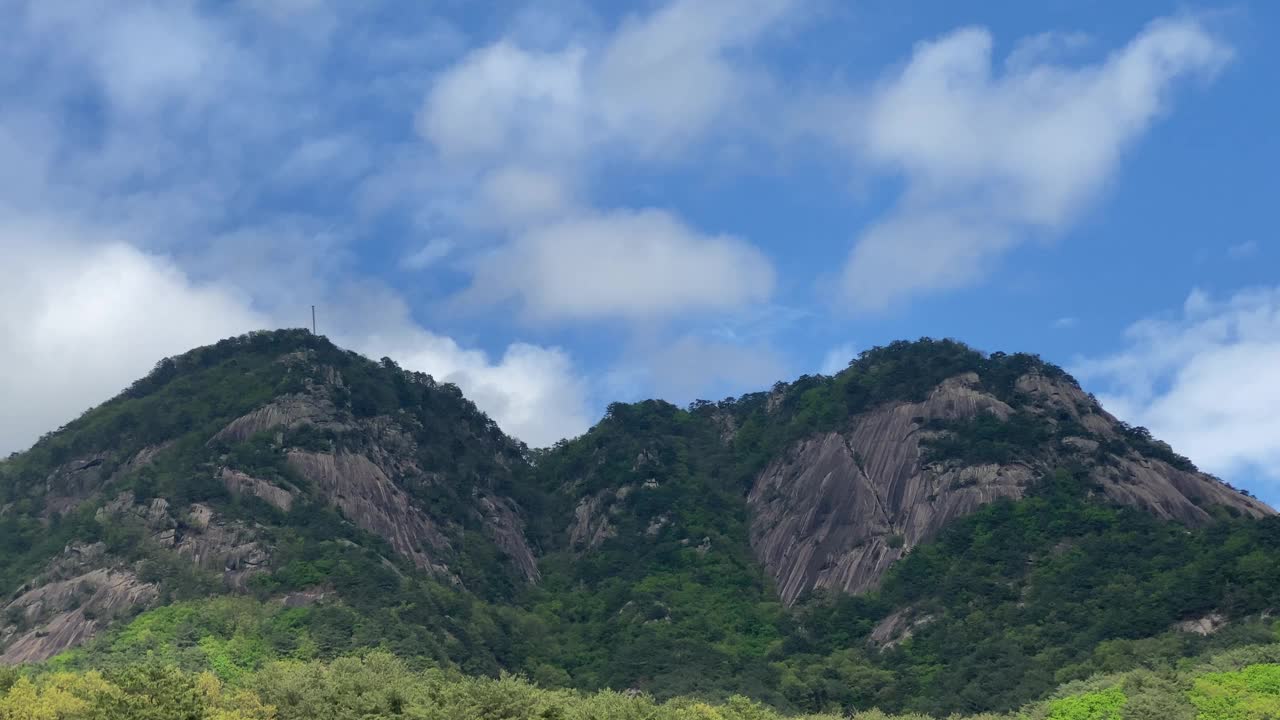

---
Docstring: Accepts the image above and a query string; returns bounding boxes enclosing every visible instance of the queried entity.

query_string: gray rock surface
[286,450,451,572]
[220,468,296,512]
[211,392,342,444]
[0,544,158,664]
[475,493,541,582]
[749,372,1272,605]
[568,491,619,550]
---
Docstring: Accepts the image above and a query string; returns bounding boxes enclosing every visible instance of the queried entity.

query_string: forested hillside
[2,330,1278,718]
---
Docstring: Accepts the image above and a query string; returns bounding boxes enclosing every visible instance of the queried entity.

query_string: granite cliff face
[749,374,1032,603]
[0,543,157,664]
[748,370,1271,605]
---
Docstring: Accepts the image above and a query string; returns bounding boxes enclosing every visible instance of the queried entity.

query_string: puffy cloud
[1074,287,1280,492]
[461,209,774,321]
[352,333,592,448]
[420,0,796,166]
[0,221,267,454]
[416,0,794,322]
[840,18,1230,310]
[321,284,593,446]
[0,226,594,453]
[418,42,589,164]
[476,165,576,229]
[594,0,798,157]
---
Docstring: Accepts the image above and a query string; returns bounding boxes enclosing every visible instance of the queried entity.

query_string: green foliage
[921,411,1052,465]
[11,647,1280,720]
[524,400,788,700]
[1112,422,1199,473]
[1189,664,1280,719]
[1044,687,1125,719]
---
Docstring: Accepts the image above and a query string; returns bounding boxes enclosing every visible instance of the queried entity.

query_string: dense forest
[2,330,1278,719]
[6,643,1280,718]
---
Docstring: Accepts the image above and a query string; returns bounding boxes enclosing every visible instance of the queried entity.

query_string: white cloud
[274,135,371,186]
[418,42,589,164]
[416,0,794,322]
[375,337,590,448]
[0,221,268,454]
[1053,316,1079,329]
[420,0,795,166]
[19,2,240,117]
[1074,286,1280,490]
[0,226,594,454]
[594,0,798,157]
[476,165,576,229]
[325,285,593,447]
[819,342,857,375]
[461,209,775,321]
[840,18,1230,311]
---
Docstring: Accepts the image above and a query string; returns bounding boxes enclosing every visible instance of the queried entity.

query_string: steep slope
[0,330,539,661]
[517,340,1272,702]
[748,360,1269,603]
[2,332,1277,717]
[544,340,1268,607]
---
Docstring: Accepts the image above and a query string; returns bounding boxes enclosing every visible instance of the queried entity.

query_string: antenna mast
[311,305,316,335]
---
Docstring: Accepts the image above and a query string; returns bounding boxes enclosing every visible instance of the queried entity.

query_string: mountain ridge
[1,329,1276,715]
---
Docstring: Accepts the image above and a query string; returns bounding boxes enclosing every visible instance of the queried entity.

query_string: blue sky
[2,1,1278,501]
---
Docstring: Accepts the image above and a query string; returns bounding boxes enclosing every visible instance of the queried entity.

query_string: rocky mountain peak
[748,362,1270,604]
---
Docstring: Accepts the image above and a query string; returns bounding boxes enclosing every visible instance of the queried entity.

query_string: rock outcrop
[286,450,451,573]
[94,493,271,588]
[175,504,270,589]
[213,372,542,586]
[870,608,935,649]
[475,494,540,582]
[41,443,171,519]
[211,393,342,444]
[749,373,1032,604]
[42,454,112,518]
[749,372,1272,605]
[568,490,622,551]
[220,468,296,512]
[0,544,158,664]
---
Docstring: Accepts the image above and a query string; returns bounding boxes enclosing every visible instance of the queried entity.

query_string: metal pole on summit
[312,305,316,335]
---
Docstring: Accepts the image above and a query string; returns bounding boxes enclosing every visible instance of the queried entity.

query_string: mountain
[2,330,1278,716]
[0,331,539,662]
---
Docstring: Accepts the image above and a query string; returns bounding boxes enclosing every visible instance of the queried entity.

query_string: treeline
[8,645,1280,719]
